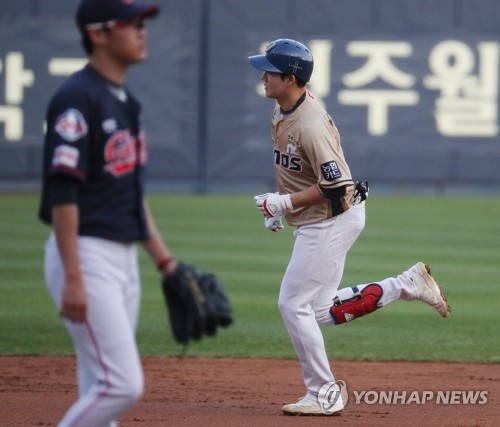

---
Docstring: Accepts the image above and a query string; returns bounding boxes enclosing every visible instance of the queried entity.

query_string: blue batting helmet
[248,39,314,82]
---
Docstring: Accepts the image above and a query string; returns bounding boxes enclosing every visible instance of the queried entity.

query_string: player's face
[105,18,149,65]
[261,71,288,100]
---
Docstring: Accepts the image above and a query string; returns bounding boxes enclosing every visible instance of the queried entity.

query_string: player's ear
[87,28,109,47]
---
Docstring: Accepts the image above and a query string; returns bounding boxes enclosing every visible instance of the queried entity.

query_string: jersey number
[274,149,302,172]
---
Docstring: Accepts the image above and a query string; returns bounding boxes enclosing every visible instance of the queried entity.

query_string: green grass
[0,193,499,363]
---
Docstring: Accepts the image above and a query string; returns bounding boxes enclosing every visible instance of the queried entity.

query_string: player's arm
[141,199,178,276]
[289,184,326,208]
[255,184,326,217]
[51,183,87,323]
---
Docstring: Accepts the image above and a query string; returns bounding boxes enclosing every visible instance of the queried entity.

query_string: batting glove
[264,215,284,232]
[254,192,293,218]
[254,192,275,217]
[351,180,369,206]
[254,192,274,203]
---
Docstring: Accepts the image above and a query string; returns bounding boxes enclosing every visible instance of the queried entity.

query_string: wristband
[156,256,173,272]
[282,194,293,210]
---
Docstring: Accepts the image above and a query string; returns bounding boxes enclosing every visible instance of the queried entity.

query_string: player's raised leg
[329,262,451,325]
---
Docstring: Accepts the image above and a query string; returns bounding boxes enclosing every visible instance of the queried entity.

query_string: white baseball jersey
[271,90,354,226]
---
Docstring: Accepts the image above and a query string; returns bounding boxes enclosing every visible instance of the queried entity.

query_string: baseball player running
[38,1,178,426]
[248,39,451,416]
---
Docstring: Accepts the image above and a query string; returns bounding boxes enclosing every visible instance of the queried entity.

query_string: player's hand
[254,193,274,205]
[158,258,178,277]
[254,193,293,218]
[254,193,275,217]
[264,216,284,232]
[60,277,88,323]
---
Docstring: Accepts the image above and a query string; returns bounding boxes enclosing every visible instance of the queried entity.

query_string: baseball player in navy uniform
[249,39,451,416]
[38,1,177,425]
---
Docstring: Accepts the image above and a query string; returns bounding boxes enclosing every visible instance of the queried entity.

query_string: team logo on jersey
[274,148,301,172]
[52,144,79,169]
[321,160,342,181]
[54,108,88,142]
[102,118,118,133]
[287,134,301,148]
[103,130,147,177]
[286,144,298,155]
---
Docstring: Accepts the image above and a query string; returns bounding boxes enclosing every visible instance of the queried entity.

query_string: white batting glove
[254,192,274,203]
[264,216,284,232]
[254,192,276,217]
[254,192,293,218]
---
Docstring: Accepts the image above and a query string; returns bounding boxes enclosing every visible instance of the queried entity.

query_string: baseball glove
[161,261,233,344]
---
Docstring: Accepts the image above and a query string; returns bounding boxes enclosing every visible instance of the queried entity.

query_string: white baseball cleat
[404,262,451,317]
[282,396,344,416]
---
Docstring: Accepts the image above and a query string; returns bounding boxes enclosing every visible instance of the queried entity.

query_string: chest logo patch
[102,118,118,133]
[321,161,342,181]
[103,130,147,177]
[286,143,298,155]
[287,134,301,148]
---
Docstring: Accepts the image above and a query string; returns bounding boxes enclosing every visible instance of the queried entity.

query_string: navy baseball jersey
[38,65,149,241]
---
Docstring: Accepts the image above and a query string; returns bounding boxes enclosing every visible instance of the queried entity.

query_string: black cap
[77,0,160,31]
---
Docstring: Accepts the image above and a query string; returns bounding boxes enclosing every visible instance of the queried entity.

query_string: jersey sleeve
[300,113,352,189]
[45,85,91,181]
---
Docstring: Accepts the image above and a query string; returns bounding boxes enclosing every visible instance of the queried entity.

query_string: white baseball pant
[44,233,143,427]
[278,203,418,400]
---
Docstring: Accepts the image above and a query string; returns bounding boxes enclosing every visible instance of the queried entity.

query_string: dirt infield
[1,356,498,426]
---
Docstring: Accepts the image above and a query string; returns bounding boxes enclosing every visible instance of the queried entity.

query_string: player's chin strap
[330,283,383,324]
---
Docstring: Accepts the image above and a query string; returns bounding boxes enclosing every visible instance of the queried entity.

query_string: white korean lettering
[338,41,419,135]
[424,40,499,137]
[4,52,34,104]
[0,52,33,141]
[48,58,87,77]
